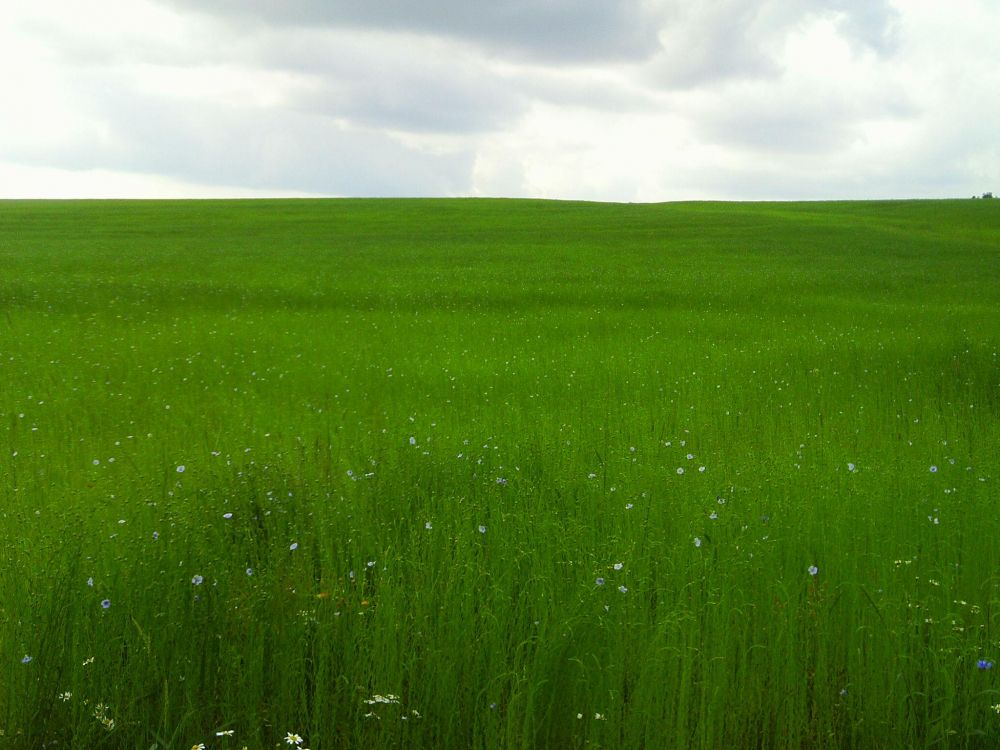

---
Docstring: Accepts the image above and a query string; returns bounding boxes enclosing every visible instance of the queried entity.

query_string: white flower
[694,537,702,548]
[613,562,623,570]
[289,542,298,551]
[424,521,432,529]
[176,465,185,473]
[676,467,684,475]
[285,732,304,745]
[191,574,203,586]
[808,565,819,576]
[478,525,487,534]
[215,730,235,736]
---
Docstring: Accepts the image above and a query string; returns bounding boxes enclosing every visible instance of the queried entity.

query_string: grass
[1,197,999,749]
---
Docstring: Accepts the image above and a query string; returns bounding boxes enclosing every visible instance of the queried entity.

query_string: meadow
[1,197,999,749]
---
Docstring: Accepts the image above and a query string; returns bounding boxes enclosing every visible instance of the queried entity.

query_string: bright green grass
[2,198,1000,749]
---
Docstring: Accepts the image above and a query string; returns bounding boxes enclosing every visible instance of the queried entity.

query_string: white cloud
[0,0,996,199]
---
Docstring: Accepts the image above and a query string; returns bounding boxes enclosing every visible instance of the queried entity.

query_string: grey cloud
[161,0,665,63]
[698,87,918,156]
[253,30,527,133]
[827,0,901,54]
[648,2,782,89]
[2,73,474,196]
[644,0,901,90]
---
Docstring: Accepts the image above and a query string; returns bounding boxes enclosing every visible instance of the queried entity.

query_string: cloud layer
[1,0,997,200]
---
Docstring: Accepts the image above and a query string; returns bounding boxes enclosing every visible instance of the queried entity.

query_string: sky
[1,0,998,201]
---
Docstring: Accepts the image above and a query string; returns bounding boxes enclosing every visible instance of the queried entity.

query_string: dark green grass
[1,198,999,749]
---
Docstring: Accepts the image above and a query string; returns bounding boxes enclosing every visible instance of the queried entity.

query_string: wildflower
[478,525,487,534]
[595,577,605,586]
[676,467,684,475]
[289,542,298,551]
[978,659,994,670]
[709,511,718,520]
[424,521,432,529]
[847,462,856,472]
[367,560,376,568]
[285,732,304,745]
[191,574,204,586]
[613,562,623,570]
[245,568,253,576]
[993,703,1000,714]
[223,512,233,519]
[618,585,628,593]
[625,503,633,510]
[495,477,507,486]
[191,745,205,750]
[686,453,694,460]
[215,730,235,736]
[101,599,111,609]
[694,537,702,548]
[21,655,32,664]
[595,713,606,720]
[409,436,416,445]
[87,577,94,587]
[808,565,819,576]
[152,531,159,540]
[930,465,938,473]
[698,466,706,472]
[59,692,72,701]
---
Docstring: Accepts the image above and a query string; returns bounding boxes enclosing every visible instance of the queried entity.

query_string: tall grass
[1,198,999,748]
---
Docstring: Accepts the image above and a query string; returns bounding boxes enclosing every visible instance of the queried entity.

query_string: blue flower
[595,577,605,586]
[978,659,993,670]
[101,599,111,609]
[21,655,32,664]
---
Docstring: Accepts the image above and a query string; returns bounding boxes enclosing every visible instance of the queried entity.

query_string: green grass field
[2,198,999,749]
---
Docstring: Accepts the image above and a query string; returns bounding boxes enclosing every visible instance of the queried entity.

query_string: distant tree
[983,192,994,199]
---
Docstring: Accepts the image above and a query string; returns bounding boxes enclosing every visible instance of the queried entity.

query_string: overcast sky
[1,0,998,201]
